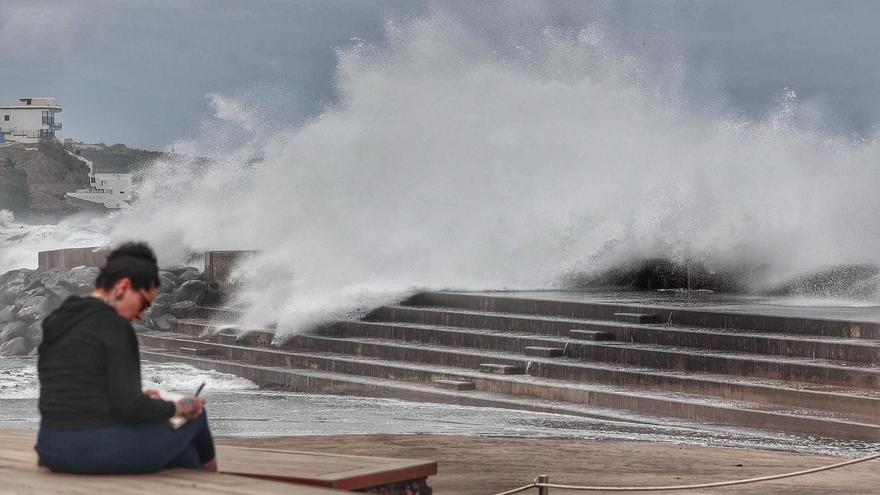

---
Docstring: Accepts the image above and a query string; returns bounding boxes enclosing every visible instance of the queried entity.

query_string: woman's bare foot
[202,458,218,472]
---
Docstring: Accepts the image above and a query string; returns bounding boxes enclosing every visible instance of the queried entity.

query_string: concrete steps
[318,320,880,388]
[137,332,880,441]
[367,306,880,363]
[149,291,880,442]
[160,319,880,419]
[408,292,880,338]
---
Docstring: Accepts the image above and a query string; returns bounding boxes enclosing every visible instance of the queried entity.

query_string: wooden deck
[0,429,436,494]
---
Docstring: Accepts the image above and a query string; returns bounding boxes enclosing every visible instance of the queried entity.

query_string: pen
[194,382,206,397]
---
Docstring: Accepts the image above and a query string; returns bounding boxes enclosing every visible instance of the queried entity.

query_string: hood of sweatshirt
[40,296,115,347]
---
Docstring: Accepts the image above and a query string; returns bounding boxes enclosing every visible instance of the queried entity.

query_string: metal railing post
[537,475,549,495]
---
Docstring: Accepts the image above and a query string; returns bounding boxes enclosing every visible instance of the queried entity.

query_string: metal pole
[537,475,549,495]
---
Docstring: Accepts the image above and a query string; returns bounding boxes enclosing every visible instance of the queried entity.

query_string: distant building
[64,153,132,210]
[0,98,62,143]
[63,138,104,151]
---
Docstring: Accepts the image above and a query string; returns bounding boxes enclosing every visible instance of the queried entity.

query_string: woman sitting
[35,242,217,474]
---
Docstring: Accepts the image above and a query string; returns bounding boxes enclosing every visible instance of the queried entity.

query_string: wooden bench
[0,429,436,493]
[217,445,436,491]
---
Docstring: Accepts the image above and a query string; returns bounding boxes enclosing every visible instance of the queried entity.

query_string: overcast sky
[1,0,878,150]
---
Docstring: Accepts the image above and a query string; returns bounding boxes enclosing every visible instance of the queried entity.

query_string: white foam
[0,359,37,399]
[0,359,257,400]
[0,213,109,274]
[141,362,258,393]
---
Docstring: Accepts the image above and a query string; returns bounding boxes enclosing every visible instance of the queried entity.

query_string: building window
[3,115,8,121]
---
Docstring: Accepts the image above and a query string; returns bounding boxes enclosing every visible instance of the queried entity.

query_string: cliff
[0,142,88,221]
[0,141,163,221]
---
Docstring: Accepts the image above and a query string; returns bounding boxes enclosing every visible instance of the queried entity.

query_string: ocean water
[1,356,876,458]
[0,211,108,274]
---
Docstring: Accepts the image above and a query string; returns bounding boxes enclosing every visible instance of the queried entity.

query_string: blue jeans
[36,412,215,474]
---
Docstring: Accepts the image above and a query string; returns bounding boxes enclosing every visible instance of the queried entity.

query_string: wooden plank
[0,429,435,492]
[0,429,347,494]
[0,461,348,494]
[216,445,437,490]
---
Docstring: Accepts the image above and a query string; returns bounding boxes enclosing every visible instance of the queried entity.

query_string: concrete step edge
[332,321,880,374]
[138,333,880,420]
[377,305,880,347]
[141,331,880,400]
[139,348,880,441]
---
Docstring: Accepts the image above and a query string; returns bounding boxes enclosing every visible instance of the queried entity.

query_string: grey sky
[1,0,877,150]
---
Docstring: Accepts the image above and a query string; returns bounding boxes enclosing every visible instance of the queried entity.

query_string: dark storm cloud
[1,1,877,149]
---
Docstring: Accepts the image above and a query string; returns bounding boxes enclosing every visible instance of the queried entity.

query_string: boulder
[163,266,195,278]
[200,284,224,305]
[173,280,208,304]
[48,285,74,304]
[142,304,165,330]
[0,321,28,342]
[153,313,174,331]
[26,321,43,346]
[159,271,180,290]
[14,286,49,307]
[154,293,173,307]
[177,269,201,283]
[170,300,197,318]
[14,295,53,323]
[23,268,62,291]
[0,268,31,305]
[0,268,31,288]
[0,305,14,323]
[0,336,28,356]
[57,267,98,294]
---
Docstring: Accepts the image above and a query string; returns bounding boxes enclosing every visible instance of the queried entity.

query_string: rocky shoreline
[0,265,222,357]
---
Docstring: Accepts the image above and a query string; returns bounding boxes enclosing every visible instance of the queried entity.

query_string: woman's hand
[144,389,161,400]
[174,395,206,419]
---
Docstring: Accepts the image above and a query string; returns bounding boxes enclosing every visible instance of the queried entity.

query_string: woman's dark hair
[94,242,161,291]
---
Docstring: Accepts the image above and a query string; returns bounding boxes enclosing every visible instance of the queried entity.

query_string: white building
[0,97,62,143]
[64,153,133,210]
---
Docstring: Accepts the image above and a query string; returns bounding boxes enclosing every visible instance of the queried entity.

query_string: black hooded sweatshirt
[38,296,176,429]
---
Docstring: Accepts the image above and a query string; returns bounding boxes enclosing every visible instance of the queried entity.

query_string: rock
[23,268,62,291]
[0,268,31,288]
[170,300,197,318]
[153,313,174,331]
[0,268,31,305]
[0,336,28,356]
[14,286,48,307]
[57,266,98,294]
[0,321,28,342]
[159,271,179,290]
[47,285,74,304]
[173,280,208,304]
[14,295,52,323]
[0,305,14,323]
[163,266,195,278]
[26,321,42,346]
[154,293,173,307]
[200,284,224,305]
[177,269,201,283]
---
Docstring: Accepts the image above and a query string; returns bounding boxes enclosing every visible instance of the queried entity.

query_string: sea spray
[97,13,880,333]
[0,213,109,274]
